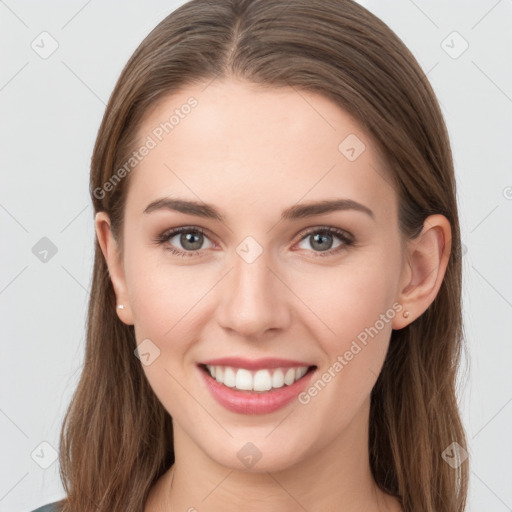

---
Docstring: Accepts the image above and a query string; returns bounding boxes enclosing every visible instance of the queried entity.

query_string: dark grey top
[30,502,60,512]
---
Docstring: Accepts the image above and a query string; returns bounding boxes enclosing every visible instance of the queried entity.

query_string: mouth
[198,363,317,394]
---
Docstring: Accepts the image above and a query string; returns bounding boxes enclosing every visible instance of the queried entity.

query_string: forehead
[126,79,395,221]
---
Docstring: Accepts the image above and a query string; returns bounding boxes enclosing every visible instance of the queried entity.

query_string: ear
[392,214,452,330]
[94,211,134,325]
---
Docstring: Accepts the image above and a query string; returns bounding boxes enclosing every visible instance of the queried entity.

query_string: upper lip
[199,357,315,371]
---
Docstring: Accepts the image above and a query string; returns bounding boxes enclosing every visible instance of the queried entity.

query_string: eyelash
[153,225,355,259]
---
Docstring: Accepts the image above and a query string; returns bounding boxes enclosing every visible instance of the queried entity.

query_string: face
[106,78,410,471]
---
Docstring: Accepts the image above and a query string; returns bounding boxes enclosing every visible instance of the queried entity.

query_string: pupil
[312,233,332,251]
[181,232,202,250]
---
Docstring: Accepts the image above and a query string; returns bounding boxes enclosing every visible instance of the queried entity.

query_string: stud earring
[403,310,410,318]
[117,304,125,310]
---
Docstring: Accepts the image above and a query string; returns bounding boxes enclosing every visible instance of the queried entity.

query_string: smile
[198,361,317,415]
[201,364,312,392]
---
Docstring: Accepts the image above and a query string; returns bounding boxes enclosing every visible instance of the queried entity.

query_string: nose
[216,248,292,339]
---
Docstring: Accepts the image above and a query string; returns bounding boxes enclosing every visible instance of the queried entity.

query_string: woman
[32,0,469,510]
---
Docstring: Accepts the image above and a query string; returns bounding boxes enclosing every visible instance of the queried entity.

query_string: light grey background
[1,1,511,511]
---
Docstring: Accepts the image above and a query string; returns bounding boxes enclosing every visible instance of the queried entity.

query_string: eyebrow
[143,197,375,221]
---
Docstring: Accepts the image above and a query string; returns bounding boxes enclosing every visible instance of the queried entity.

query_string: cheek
[291,249,400,402]
[123,238,199,339]
[128,269,173,340]
[293,254,400,341]
[124,251,215,391]
[125,257,201,414]
[294,274,397,432]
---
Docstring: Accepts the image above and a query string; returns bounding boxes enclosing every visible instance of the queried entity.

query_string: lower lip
[198,365,316,415]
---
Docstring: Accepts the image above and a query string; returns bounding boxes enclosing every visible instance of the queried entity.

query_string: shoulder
[29,501,62,512]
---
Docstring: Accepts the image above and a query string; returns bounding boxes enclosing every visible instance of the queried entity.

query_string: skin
[96,78,451,512]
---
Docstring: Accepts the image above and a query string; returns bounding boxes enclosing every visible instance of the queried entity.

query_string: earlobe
[392,214,452,330]
[94,212,134,325]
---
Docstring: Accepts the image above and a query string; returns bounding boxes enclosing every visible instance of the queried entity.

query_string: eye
[154,225,355,259]
[295,227,354,257]
[153,226,215,257]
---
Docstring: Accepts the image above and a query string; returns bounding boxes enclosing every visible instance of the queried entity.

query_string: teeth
[284,368,295,386]
[254,369,272,391]
[272,369,284,389]
[236,369,253,391]
[223,367,236,388]
[205,365,311,392]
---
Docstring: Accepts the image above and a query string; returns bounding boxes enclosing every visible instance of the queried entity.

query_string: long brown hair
[57,1,469,510]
